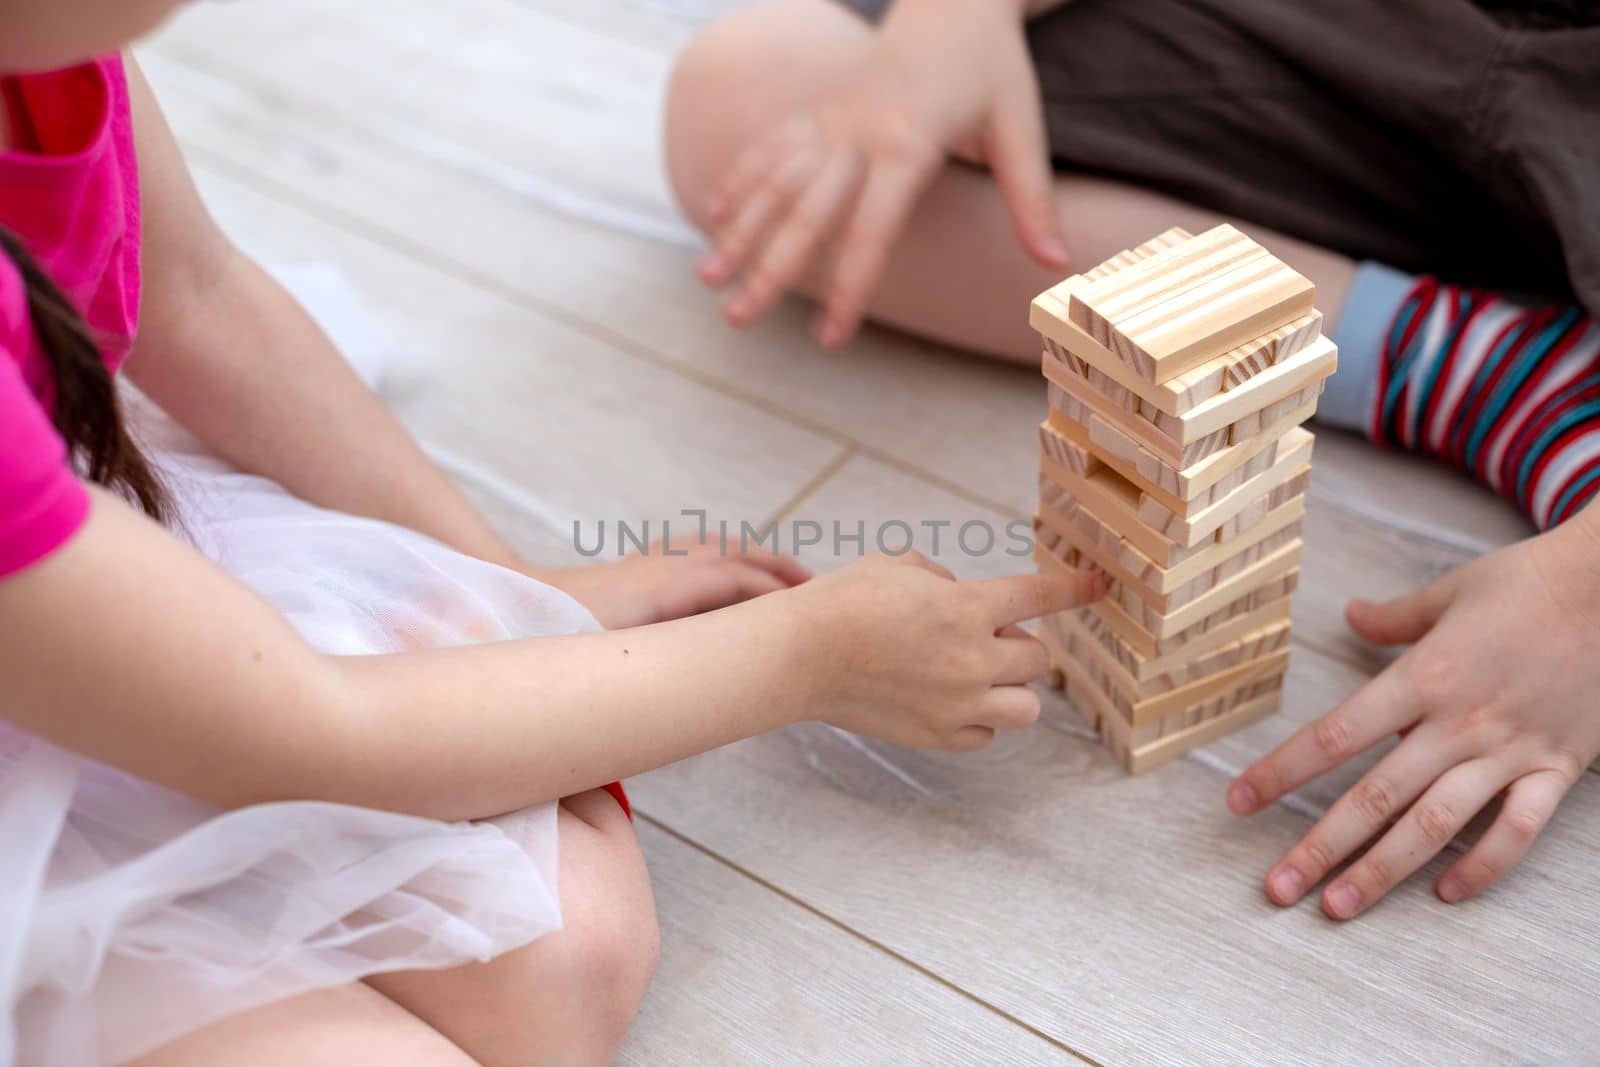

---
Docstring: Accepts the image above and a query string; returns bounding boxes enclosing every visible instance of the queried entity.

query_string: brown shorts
[834,0,1600,315]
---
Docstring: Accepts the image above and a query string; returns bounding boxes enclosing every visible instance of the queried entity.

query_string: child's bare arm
[120,58,526,569]
[0,489,1100,820]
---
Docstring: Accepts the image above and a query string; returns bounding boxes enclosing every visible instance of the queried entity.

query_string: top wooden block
[1033,225,1315,387]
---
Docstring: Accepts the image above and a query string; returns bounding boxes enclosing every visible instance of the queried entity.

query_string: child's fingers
[729,149,861,325]
[663,562,790,619]
[1257,724,1458,906]
[704,126,785,223]
[1345,568,1462,646]
[733,547,812,586]
[978,684,1043,731]
[990,630,1052,686]
[709,150,819,297]
[943,724,997,752]
[816,147,941,348]
[1437,768,1567,903]
[987,82,1068,269]
[717,562,792,603]
[1317,758,1506,920]
[978,569,1106,628]
[1227,666,1417,816]
[898,550,956,581]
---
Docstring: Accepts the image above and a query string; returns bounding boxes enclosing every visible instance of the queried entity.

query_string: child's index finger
[978,569,1107,627]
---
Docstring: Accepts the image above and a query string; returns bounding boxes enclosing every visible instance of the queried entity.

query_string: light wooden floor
[140,2,1600,1062]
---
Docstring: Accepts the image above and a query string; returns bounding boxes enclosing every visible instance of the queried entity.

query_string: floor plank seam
[180,145,1029,520]
[1304,483,1516,559]
[758,445,859,532]
[1291,634,1387,678]
[633,809,1107,1067]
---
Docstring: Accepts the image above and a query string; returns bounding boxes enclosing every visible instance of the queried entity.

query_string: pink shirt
[0,56,141,577]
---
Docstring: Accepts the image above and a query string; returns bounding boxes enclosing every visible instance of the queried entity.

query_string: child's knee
[664,13,759,215]
[572,866,660,1052]
[551,792,659,1061]
[664,0,866,221]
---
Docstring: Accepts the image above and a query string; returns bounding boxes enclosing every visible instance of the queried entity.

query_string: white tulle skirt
[1,271,603,1066]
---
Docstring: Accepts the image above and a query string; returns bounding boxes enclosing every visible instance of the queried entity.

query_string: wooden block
[1067,593,1294,683]
[1038,446,1197,568]
[1182,336,1334,441]
[1032,517,1078,569]
[1035,621,1099,731]
[1047,363,1233,468]
[1222,314,1322,387]
[1071,226,1267,353]
[1216,492,1270,540]
[1039,535,1303,639]
[1134,431,1313,546]
[1117,673,1286,751]
[1037,420,1090,476]
[1146,311,1326,412]
[1036,279,1324,418]
[1114,255,1316,384]
[1046,393,1316,511]
[1058,654,1283,774]
[1083,632,1291,727]
[1212,524,1304,584]
[1118,540,1302,634]
[1065,226,1248,329]
[1043,337,1094,380]
[1087,409,1145,465]
[1038,478,1307,598]
[1044,333,1336,455]
[1078,568,1300,659]
[1228,378,1325,445]
[1045,607,1292,705]
[1037,488,1155,580]
[1068,227,1254,340]
[1110,688,1284,775]
[1140,465,1311,549]
[1079,229,1190,284]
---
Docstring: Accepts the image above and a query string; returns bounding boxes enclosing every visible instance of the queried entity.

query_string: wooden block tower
[1031,224,1337,773]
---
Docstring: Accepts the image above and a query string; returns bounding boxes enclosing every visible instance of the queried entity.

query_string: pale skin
[1,5,1104,1065]
[666,0,1600,918]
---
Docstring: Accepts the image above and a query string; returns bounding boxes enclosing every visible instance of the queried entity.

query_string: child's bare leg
[367,788,659,1067]
[129,984,477,1067]
[665,0,1355,365]
[134,789,655,1067]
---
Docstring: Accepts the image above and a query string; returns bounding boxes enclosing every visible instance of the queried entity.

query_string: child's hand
[697,0,1066,347]
[547,538,811,629]
[793,553,1104,749]
[1227,504,1600,919]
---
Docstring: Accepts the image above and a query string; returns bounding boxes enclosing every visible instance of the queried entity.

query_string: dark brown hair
[0,225,168,522]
